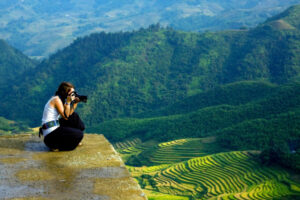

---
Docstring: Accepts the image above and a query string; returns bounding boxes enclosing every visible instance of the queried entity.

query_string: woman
[41,82,85,151]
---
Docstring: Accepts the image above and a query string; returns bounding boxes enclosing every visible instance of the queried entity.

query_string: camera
[72,91,88,103]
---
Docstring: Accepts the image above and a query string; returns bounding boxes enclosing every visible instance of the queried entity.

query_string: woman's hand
[66,92,75,104]
[66,95,72,104]
[74,97,80,104]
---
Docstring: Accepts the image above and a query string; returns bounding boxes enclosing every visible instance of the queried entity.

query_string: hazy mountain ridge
[1,0,300,58]
[265,4,300,29]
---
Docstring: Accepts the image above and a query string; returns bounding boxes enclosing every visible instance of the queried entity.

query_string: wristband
[65,102,70,105]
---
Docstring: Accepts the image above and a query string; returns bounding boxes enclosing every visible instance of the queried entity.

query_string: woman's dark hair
[55,82,74,103]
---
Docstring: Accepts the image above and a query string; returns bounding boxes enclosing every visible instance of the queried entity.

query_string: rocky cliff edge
[0,134,147,200]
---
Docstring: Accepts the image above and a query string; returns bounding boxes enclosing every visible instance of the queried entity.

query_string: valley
[0,4,299,200]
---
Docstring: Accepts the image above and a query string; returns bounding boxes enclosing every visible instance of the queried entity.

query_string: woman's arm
[69,97,80,115]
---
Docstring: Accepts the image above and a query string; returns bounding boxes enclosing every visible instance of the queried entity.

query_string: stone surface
[0,134,147,200]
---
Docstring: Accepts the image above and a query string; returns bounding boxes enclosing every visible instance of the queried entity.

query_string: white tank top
[41,96,61,136]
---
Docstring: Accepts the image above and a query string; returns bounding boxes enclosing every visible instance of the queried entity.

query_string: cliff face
[0,134,147,200]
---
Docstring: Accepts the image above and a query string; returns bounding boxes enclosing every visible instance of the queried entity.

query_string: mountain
[265,4,300,29]
[0,5,299,127]
[1,0,300,58]
[0,40,34,133]
[112,79,300,198]
[90,80,300,142]
[0,39,36,89]
[1,6,299,199]
[136,81,279,118]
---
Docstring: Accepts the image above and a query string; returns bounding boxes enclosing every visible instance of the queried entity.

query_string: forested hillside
[0,39,37,89]
[136,81,279,118]
[0,5,299,128]
[91,80,299,142]
[0,39,35,135]
[110,79,300,199]
[0,116,30,135]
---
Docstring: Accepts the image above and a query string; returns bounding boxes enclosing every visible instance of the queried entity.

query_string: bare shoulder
[50,96,58,102]
[51,96,62,106]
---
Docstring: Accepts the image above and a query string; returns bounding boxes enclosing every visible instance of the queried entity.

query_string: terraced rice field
[114,138,142,150]
[131,151,299,199]
[116,138,300,200]
[115,137,222,166]
[114,139,158,163]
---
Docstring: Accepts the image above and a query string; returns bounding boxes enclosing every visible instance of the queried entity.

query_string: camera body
[72,91,88,103]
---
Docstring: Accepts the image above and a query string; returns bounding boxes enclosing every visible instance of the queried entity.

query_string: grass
[268,20,295,30]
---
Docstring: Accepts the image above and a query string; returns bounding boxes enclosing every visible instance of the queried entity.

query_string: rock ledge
[0,134,147,200]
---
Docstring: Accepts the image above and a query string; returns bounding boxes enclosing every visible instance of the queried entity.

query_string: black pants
[44,112,85,151]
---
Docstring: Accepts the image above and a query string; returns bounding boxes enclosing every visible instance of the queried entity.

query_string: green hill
[95,80,300,172]
[265,5,300,29]
[0,39,37,128]
[0,5,300,127]
[90,81,299,142]
[0,39,37,89]
[0,116,30,135]
[136,81,278,118]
